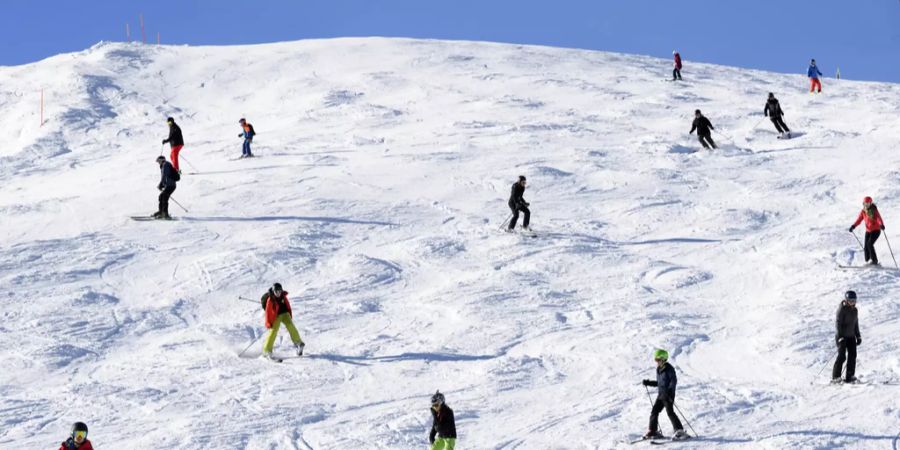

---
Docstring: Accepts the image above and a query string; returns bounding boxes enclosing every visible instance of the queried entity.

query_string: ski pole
[882,230,899,269]
[179,154,200,172]
[673,402,698,437]
[238,296,260,305]
[713,128,734,141]
[169,195,189,213]
[644,385,665,435]
[849,230,864,251]
[815,347,838,379]
[237,330,265,358]
[159,143,165,156]
[498,213,512,231]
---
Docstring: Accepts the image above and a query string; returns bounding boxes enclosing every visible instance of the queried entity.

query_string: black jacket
[508,182,527,208]
[689,116,714,135]
[835,301,861,339]
[645,363,677,401]
[764,98,784,118]
[159,161,178,189]
[164,123,184,147]
[429,404,457,443]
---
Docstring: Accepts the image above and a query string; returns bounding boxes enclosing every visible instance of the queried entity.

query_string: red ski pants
[170,145,183,171]
[809,78,822,93]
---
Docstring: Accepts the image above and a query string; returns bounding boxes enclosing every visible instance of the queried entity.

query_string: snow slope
[1,38,899,449]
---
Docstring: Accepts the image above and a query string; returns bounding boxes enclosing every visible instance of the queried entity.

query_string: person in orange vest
[238,118,255,158]
[259,283,305,360]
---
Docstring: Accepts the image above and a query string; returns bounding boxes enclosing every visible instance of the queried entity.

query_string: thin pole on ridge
[126,23,130,42]
[140,14,146,44]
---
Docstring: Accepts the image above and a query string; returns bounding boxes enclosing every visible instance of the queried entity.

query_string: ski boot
[643,430,665,440]
[295,342,305,356]
[830,377,843,384]
[673,430,690,440]
[844,376,858,384]
[151,211,163,219]
[261,352,276,361]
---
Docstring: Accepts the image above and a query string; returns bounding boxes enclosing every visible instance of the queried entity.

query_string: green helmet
[653,349,669,361]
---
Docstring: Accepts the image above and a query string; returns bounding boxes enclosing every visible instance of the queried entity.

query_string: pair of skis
[628,435,692,445]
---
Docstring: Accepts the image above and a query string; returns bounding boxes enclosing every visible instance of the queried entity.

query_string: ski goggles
[74,430,87,441]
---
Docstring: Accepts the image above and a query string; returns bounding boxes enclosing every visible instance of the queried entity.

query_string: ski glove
[881,225,885,231]
[642,379,657,387]
[849,226,855,233]
[162,139,168,144]
[856,337,862,345]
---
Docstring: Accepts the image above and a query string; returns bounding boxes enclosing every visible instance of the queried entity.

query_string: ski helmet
[72,422,88,439]
[431,390,445,406]
[272,282,283,292]
[672,50,677,55]
[518,175,526,182]
[768,92,775,98]
[156,156,165,163]
[863,196,873,204]
[694,109,701,115]
[844,290,857,301]
[166,117,175,124]
[653,349,668,361]
[239,118,246,124]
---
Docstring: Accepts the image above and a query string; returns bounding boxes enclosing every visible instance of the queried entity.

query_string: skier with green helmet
[641,349,689,440]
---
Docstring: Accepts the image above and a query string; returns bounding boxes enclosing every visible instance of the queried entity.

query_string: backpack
[248,124,255,135]
[260,291,270,310]
[172,170,181,182]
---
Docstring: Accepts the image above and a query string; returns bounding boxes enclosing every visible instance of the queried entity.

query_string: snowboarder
[154,155,179,220]
[832,290,862,384]
[260,283,305,360]
[161,117,184,172]
[641,349,688,440]
[808,59,823,93]
[689,109,716,149]
[238,118,255,158]
[672,51,683,81]
[59,422,93,450]
[429,391,457,450]
[764,93,791,138]
[507,175,530,231]
[849,196,885,265]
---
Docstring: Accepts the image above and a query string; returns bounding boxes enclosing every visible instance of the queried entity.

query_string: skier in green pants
[260,283,305,359]
[429,391,457,450]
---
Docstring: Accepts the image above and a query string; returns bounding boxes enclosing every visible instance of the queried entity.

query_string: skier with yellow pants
[260,283,305,360]
[429,391,456,450]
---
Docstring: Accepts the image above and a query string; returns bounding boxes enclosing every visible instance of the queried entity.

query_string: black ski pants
[159,185,176,216]
[508,203,530,230]
[832,338,857,380]
[864,230,880,264]
[649,396,683,433]
[698,133,716,149]
[672,68,682,80]
[770,116,790,133]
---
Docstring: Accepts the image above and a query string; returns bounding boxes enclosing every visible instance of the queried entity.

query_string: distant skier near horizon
[808,59,823,93]
[641,349,689,440]
[672,51,683,81]
[59,422,93,450]
[764,93,791,138]
[689,109,716,149]
[260,283,305,360]
[153,155,178,220]
[832,290,862,384]
[507,175,531,232]
[162,117,185,172]
[429,391,457,450]
[238,118,255,158]
[850,196,885,266]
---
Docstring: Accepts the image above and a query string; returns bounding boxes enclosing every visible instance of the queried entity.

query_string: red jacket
[60,439,93,450]
[852,205,884,232]
[674,53,682,70]
[265,292,293,328]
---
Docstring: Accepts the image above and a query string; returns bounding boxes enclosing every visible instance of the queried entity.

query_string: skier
[59,422,93,450]
[507,175,530,232]
[260,283,305,360]
[764,93,791,138]
[849,196,885,265]
[689,109,717,149]
[153,156,179,220]
[832,290,862,384]
[238,118,255,158]
[808,59,823,94]
[161,117,184,172]
[429,391,457,450]
[672,51,683,81]
[641,349,688,440]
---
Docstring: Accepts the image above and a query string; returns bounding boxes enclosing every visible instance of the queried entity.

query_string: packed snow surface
[1,38,899,449]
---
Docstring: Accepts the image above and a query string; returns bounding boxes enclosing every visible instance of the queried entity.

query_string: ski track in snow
[1,38,899,449]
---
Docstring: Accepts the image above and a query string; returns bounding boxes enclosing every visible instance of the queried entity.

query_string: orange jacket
[264,292,292,328]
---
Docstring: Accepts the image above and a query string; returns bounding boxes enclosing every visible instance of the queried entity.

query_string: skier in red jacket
[59,422,93,450]
[672,51,683,81]
[259,283,305,360]
[850,196,885,265]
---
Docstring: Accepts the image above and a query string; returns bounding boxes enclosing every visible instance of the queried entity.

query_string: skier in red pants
[162,117,184,172]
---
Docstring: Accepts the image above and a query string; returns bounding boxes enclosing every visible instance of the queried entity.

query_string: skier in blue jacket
[808,59,823,93]
[641,349,688,440]
[238,118,255,158]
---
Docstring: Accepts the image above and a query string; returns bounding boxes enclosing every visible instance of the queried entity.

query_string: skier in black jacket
[641,349,688,440]
[507,175,530,231]
[429,391,457,450]
[689,109,716,149]
[162,117,185,172]
[764,93,791,137]
[154,155,178,219]
[832,290,862,383]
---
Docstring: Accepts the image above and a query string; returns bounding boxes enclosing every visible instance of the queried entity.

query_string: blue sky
[4,0,899,82]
